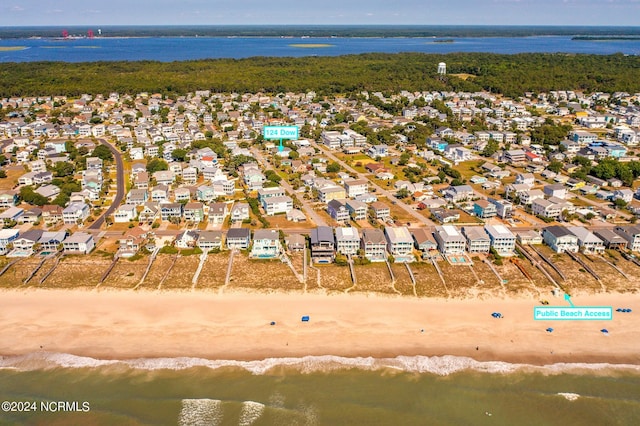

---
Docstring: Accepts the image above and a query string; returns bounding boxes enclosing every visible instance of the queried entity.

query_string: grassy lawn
[0,167,25,190]
[455,160,485,180]
[455,210,483,224]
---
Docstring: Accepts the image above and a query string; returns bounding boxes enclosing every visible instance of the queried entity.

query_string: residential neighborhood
[2,87,640,292]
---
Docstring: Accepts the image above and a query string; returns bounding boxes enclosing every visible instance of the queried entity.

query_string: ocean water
[1,35,640,63]
[1,353,639,425]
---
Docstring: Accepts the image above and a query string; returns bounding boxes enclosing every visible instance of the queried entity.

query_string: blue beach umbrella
[546,328,554,333]
[600,329,609,334]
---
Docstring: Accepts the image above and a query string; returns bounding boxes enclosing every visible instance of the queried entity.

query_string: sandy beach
[0,289,638,366]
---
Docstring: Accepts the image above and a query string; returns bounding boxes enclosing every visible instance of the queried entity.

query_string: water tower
[437,62,447,75]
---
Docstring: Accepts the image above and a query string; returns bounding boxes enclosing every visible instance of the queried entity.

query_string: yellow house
[318,186,347,203]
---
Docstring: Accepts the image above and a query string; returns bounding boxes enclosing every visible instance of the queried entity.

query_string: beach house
[208,202,229,225]
[360,228,388,262]
[384,226,415,263]
[344,179,368,198]
[183,202,205,222]
[262,195,293,216]
[0,229,19,255]
[484,224,516,256]
[160,203,183,222]
[434,225,466,254]
[345,199,367,221]
[62,232,95,254]
[369,202,391,221]
[594,229,628,251]
[613,225,640,252]
[226,228,251,250]
[327,199,350,223]
[462,226,491,253]
[62,203,90,225]
[473,200,497,219]
[197,231,224,252]
[251,229,281,259]
[114,204,137,223]
[567,226,605,254]
[230,202,250,223]
[310,226,335,263]
[411,228,438,254]
[335,227,360,256]
[542,226,579,253]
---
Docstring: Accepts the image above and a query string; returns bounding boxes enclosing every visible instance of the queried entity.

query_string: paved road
[250,147,328,226]
[309,141,436,227]
[89,139,125,230]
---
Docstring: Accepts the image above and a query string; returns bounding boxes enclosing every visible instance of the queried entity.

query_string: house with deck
[594,229,628,250]
[230,202,250,223]
[208,202,229,225]
[613,225,640,252]
[226,228,251,250]
[310,226,335,263]
[484,224,516,256]
[114,204,137,223]
[197,231,224,252]
[434,225,466,254]
[62,203,90,225]
[160,202,183,221]
[327,199,350,223]
[369,202,391,221]
[251,229,281,258]
[542,226,579,253]
[384,226,415,262]
[183,202,205,222]
[335,227,361,256]
[63,232,95,254]
[568,226,605,254]
[361,228,387,262]
[411,228,438,255]
[462,226,491,253]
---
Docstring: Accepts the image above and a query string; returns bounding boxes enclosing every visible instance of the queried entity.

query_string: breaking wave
[1,352,639,376]
[557,392,581,401]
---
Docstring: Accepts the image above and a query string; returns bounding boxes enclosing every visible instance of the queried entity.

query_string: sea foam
[557,393,581,401]
[179,399,222,426]
[238,401,265,426]
[1,352,639,377]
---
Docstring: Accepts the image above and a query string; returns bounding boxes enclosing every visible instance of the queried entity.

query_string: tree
[91,144,114,162]
[482,139,500,157]
[547,160,563,174]
[326,162,341,173]
[265,170,282,184]
[396,188,410,199]
[614,198,628,209]
[146,158,168,174]
[0,170,6,179]
[19,186,48,206]
[54,161,75,177]
[398,151,411,166]
[171,148,188,162]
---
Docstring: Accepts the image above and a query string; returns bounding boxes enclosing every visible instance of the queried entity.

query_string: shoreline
[0,289,638,367]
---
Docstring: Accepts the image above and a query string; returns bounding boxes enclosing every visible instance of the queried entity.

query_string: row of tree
[1,53,639,99]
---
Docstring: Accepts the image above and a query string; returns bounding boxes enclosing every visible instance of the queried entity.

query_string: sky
[1,0,639,26]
